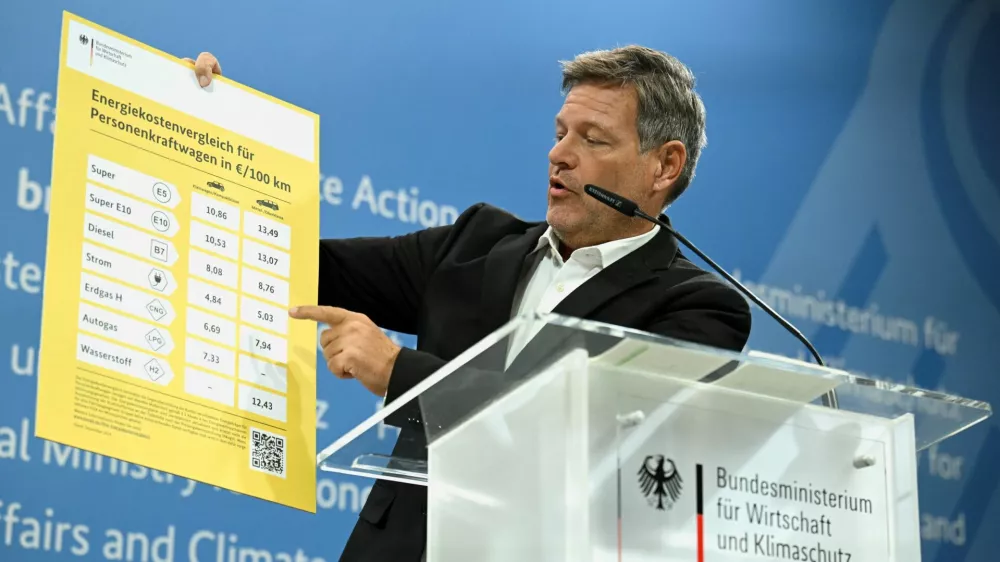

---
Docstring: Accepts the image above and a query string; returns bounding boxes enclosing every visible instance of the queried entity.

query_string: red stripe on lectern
[696,464,704,562]
[697,515,704,562]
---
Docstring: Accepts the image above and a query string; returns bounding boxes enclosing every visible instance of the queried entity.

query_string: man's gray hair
[560,45,707,204]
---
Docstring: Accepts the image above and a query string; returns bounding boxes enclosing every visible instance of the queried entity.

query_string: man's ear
[651,140,686,205]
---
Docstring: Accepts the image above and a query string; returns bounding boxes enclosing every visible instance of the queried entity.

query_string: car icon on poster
[207,180,224,191]
[257,199,279,211]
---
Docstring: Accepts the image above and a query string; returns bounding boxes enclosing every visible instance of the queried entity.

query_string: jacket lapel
[477,215,680,332]
[551,219,678,321]
[479,222,548,333]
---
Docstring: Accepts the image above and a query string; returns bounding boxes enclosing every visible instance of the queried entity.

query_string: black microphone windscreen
[584,184,639,217]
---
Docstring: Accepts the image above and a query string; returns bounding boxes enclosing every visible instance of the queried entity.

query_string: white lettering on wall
[0,418,32,462]
[319,173,459,227]
[0,83,56,133]
[10,344,35,376]
[925,444,964,481]
[16,167,51,214]
[187,529,327,562]
[1,251,42,294]
[42,440,174,483]
[316,478,371,513]
[316,399,329,431]
[0,500,90,555]
[731,269,962,353]
[922,512,966,545]
[102,525,174,562]
[320,174,342,205]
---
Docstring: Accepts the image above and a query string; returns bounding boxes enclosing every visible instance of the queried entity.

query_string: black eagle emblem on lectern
[638,455,683,510]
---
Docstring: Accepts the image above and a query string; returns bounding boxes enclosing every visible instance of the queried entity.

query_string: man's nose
[548,137,577,170]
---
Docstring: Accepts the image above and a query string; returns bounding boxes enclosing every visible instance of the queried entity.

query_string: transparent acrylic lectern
[317,313,992,562]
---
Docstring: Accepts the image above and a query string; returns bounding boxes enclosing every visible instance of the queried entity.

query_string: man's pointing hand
[288,305,401,397]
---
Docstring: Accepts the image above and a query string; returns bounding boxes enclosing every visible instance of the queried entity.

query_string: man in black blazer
[190,44,751,561]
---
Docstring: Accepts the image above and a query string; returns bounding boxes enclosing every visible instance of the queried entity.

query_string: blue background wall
[2,0,998,560]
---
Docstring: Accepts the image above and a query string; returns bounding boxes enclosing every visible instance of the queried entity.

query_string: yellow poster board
[36,11,320,513]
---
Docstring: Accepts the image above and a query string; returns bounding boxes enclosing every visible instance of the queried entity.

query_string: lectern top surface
[316,313,992,485]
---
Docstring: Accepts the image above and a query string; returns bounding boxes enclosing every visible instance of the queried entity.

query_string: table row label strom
[82,242,177,296]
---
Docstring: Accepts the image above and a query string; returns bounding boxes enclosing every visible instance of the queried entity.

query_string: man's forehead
[556,85,635,128]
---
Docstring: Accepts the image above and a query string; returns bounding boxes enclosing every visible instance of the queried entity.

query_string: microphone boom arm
[583,184,838,409]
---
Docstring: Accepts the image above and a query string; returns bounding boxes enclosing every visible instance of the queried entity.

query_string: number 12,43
[251,397,273,411]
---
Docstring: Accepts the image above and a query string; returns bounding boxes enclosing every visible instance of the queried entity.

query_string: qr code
[249,427,286,478]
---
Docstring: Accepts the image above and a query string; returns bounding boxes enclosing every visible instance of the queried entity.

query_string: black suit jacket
[319,203,751,562]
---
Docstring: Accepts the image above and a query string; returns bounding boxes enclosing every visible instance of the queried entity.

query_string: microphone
[584,184,838,407]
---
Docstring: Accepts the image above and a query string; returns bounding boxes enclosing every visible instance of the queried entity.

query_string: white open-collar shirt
[506,223,660,363]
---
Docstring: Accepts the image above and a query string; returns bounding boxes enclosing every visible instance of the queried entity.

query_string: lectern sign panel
[616,394,892,561]
[417,321,979,561]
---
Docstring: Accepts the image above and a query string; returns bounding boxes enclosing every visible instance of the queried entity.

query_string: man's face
[546,82,661,247]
